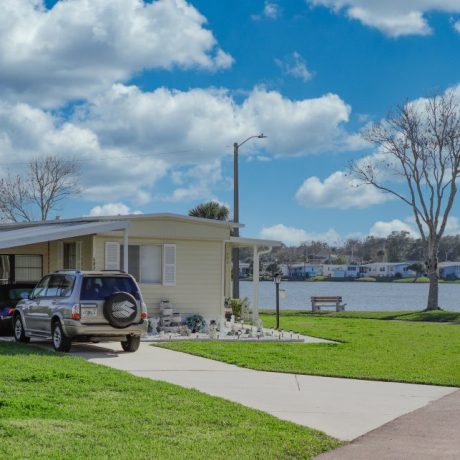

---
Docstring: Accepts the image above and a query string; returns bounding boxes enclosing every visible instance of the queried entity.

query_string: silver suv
[13,271,148,353]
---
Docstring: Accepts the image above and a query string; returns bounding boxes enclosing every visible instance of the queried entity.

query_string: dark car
[0,283,36,335]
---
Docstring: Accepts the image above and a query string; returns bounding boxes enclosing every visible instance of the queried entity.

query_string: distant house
[363,262,416,278]
[287,263,319,279]
[321,264,361,278]
[239,262,251,278]
[438,262,460,279]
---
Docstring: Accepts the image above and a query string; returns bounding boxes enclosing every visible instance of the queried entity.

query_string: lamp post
[232,133,267,299]
[274,273,282,329]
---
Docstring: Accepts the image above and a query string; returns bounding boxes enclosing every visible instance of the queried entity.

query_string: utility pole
[232,134,266,299]
[232,142,240,298]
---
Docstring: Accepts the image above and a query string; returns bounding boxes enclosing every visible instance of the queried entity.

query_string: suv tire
[121,335,140,352]
[103,292,138,328]
[13,315,30,343]
[52,321,72,353]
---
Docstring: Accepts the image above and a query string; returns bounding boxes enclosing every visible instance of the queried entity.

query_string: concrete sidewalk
[316,389,460,459]
[64,341,455,441]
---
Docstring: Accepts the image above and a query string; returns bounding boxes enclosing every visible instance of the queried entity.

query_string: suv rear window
[80,276,140,301]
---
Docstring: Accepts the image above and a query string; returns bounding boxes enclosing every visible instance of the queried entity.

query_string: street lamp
[232,133,267,299]
[274,273,282,329]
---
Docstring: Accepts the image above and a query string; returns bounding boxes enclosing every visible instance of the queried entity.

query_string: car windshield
[80,276,140,301]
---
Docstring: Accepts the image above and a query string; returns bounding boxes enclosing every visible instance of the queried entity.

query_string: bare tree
[351,91,460,310]
[0,156,80,222]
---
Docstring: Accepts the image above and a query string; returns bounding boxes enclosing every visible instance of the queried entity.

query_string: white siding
[95,236,224,321]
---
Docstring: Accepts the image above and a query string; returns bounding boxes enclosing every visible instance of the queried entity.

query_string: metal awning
[225,236,282,248]
[0,221,128,250]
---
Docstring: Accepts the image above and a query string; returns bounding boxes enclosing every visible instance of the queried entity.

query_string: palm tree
[188,201,229,221]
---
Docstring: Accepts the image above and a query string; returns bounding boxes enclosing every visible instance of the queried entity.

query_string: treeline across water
[241,231,460,265]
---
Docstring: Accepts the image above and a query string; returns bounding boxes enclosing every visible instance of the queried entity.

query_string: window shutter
[105,242,120,270]
[75,241,82,270]
[56,241,64,270]
[163,244,176,286]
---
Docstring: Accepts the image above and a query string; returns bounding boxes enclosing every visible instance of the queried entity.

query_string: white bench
[311,296,346,312]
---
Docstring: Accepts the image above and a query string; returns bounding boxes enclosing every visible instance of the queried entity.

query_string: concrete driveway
[61,341,456,441]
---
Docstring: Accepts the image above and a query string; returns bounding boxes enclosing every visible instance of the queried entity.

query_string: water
[240,280,460,311]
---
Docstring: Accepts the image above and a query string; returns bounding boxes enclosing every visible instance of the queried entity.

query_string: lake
[240,280,460,311]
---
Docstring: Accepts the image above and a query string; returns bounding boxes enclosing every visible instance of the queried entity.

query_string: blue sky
[2,0,460,245]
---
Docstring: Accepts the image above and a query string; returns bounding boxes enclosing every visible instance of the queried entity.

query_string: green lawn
[258,309,460,322]
[160,312,460,387]
[0,342,339,460]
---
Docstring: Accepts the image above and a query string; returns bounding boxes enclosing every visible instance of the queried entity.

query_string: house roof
[438,261,460,267]
[0,221,128,250]
[0,213,242,231]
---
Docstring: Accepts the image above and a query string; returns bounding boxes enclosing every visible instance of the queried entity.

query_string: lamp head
[258,133,267,139]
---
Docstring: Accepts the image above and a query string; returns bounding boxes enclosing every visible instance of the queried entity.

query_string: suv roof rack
[99,270,127,273]
[53,269,81,273]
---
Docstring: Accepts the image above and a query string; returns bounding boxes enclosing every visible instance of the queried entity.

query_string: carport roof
[0,220,128,250]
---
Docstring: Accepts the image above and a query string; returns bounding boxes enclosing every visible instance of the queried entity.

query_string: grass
[306,275,329,281]
[257,309,460,322]
[0,342,340,460]
[159,312,460,387]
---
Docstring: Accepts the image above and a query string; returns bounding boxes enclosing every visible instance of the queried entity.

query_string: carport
[0,220,130,281]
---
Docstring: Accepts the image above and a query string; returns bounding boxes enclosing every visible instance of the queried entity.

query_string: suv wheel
[13,316,30,343]
[121,335,140,352]
[52,321,72,353]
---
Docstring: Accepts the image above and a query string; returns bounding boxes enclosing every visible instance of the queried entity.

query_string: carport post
[123,228,129,273]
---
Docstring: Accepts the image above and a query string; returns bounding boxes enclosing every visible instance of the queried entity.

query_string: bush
[186,315,206,333]
[228,298,251,320]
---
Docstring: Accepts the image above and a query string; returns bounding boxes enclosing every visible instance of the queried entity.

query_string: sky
[1,0,460,245]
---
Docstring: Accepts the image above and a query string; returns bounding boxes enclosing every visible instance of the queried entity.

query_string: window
[45,275,75,297]
[14,255,42,282]
[120,245,162,284]
[63,243,76,269]
[80,276,140,301]
[140,245,162,283]
[32,276,50,299]
[380,267,385,272]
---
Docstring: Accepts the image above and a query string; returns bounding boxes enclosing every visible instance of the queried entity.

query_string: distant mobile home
[362,262,416,278]
[438,262,460,279]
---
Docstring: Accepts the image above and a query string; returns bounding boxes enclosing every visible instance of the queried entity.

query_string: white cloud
[368,216,460,238]
[0,0,232,107]
[295,171,391,209]
[0,99,169,203]
[89,203,143,216]
[275,52,313,82]
[261,224,341,246]
[0,83,361,204]
[75,83,357,159]
[309,0,460,37]
[252,1,280,20]
[369,219,417,237]
[264,2,280,19]
[454,20,460,33]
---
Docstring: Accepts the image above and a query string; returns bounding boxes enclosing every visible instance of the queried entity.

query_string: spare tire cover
[103,292,138,328]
